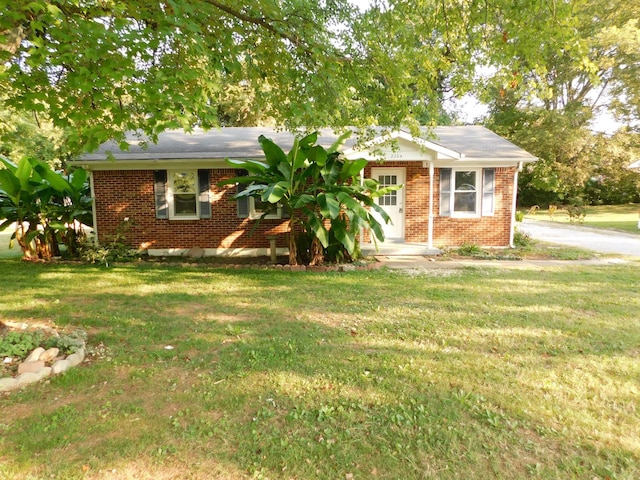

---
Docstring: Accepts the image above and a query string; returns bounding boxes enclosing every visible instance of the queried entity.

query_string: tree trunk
[288,216,297,265]
[309,237,324,266]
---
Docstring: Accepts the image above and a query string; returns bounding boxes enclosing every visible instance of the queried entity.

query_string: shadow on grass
[0,259,639,479]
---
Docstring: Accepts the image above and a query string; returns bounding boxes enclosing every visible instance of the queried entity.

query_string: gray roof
[78,126,536,162]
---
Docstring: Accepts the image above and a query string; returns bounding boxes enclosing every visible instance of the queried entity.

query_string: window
[170,171,198,218]
[249,197,283,219]
[154,169,211,220]
[440,168,495,217]
[377,174,398,206]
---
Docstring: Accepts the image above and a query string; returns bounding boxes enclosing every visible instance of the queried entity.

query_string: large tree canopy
[0,0,562,151]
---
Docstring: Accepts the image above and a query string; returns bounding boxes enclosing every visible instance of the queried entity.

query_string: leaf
[15,157,33,191]
[258,135,287,168]
[0,169,21,199]
[292,194,315,208]
[306,213,329,248]
[328,131,352,154]
[332,220,356,254]
[261,181,289,203]
[318,192,341,219]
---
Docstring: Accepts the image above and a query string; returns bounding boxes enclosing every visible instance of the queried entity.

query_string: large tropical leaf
[328,131,352,154]
[331,219,356,254]
[304,210,329,248]
[15,157,33,191]
[0,155,17,172]
[318,192,341,219]
[69,168,88,191]
[0,169,21,199]
[307,145,328,167]
[30,158,72,194]
[259,135,287,168]
[224,158,269,175]
[261,181,289,203]
[340,159,368,180]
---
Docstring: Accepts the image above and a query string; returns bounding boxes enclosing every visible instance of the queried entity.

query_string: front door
[371,167,405,240]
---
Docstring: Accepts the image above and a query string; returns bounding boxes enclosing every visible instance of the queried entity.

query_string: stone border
[0,344,86,393]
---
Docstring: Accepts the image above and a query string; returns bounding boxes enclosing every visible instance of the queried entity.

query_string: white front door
[371,167,405,240]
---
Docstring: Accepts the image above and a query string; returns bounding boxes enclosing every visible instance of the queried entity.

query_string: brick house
[73,126,537,257]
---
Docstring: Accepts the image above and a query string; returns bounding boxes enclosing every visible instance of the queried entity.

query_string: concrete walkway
[518,219,640,258]
[375,255,632,271]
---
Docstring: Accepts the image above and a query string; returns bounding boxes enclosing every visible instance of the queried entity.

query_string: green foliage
[513,229,532,248]
[79,219,141,267]
[0,330,43,358]
[220,132,399,265]
[44,331,86,355]
[565,197,587,224]
[0,155,92,260]
[455,242,485,257]
[515,210,524,222]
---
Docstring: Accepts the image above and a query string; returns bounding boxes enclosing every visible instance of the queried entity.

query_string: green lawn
[524,203,640,234]
[1,260,639,479]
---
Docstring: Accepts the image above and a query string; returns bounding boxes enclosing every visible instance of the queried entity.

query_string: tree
[220,132,397,266]
[477,0,640,206]
[0,156,92,260]
[0,0,558,151]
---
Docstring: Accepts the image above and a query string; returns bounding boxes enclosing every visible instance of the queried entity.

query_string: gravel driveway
[518,219,640,258]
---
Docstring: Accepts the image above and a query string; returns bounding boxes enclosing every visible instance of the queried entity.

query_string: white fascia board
[343,130,464,160]
[434,157,537,168]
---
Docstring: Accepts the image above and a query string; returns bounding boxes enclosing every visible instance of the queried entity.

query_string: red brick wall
[363,164,516,247]
[433,167,516,247]
[93,165,516,251]
[92,169,289,250]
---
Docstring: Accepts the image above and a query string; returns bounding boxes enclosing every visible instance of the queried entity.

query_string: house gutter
[509,162,523,248]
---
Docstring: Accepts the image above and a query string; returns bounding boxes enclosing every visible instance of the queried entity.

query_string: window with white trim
[249,197,283,220]
[169,170,199,219]
[440,168,495,217]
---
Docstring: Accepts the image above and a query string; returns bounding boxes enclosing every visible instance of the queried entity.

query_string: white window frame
[442,168,482,218]
[168,170,199,220]
[249,197,283,220]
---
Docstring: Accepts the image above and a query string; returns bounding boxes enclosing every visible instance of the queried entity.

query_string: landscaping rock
[25,347,45,363]
[0,377,18,392]
[187,247,205,258]
[52,359,71,374]
[16,372,41,387]
[18,360,45,374]
[66,352,84,367]
[39,347,59,362]
[36,367,52,380]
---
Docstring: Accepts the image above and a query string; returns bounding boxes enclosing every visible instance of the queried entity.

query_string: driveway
[518,219,640,258]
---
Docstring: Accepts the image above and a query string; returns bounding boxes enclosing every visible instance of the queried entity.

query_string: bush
[79,218,142,266]
[456,243,485,257]
[515,211,525,222]
[513,229,532,248]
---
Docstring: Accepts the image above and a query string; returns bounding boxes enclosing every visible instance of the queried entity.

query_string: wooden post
[266,235,278,263]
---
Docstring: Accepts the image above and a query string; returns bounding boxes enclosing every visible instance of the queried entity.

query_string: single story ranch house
[73,126,537,257]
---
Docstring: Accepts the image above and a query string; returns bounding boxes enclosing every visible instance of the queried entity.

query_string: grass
[1,260,639,479]
[523,203,640,234]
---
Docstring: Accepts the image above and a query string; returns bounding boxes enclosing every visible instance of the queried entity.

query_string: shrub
[513,229,532,247]
[456,243,485,257]
[515,210,525,222]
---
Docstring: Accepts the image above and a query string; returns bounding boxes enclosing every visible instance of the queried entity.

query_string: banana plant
[219,132,400,265]
[0,155,92,260]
